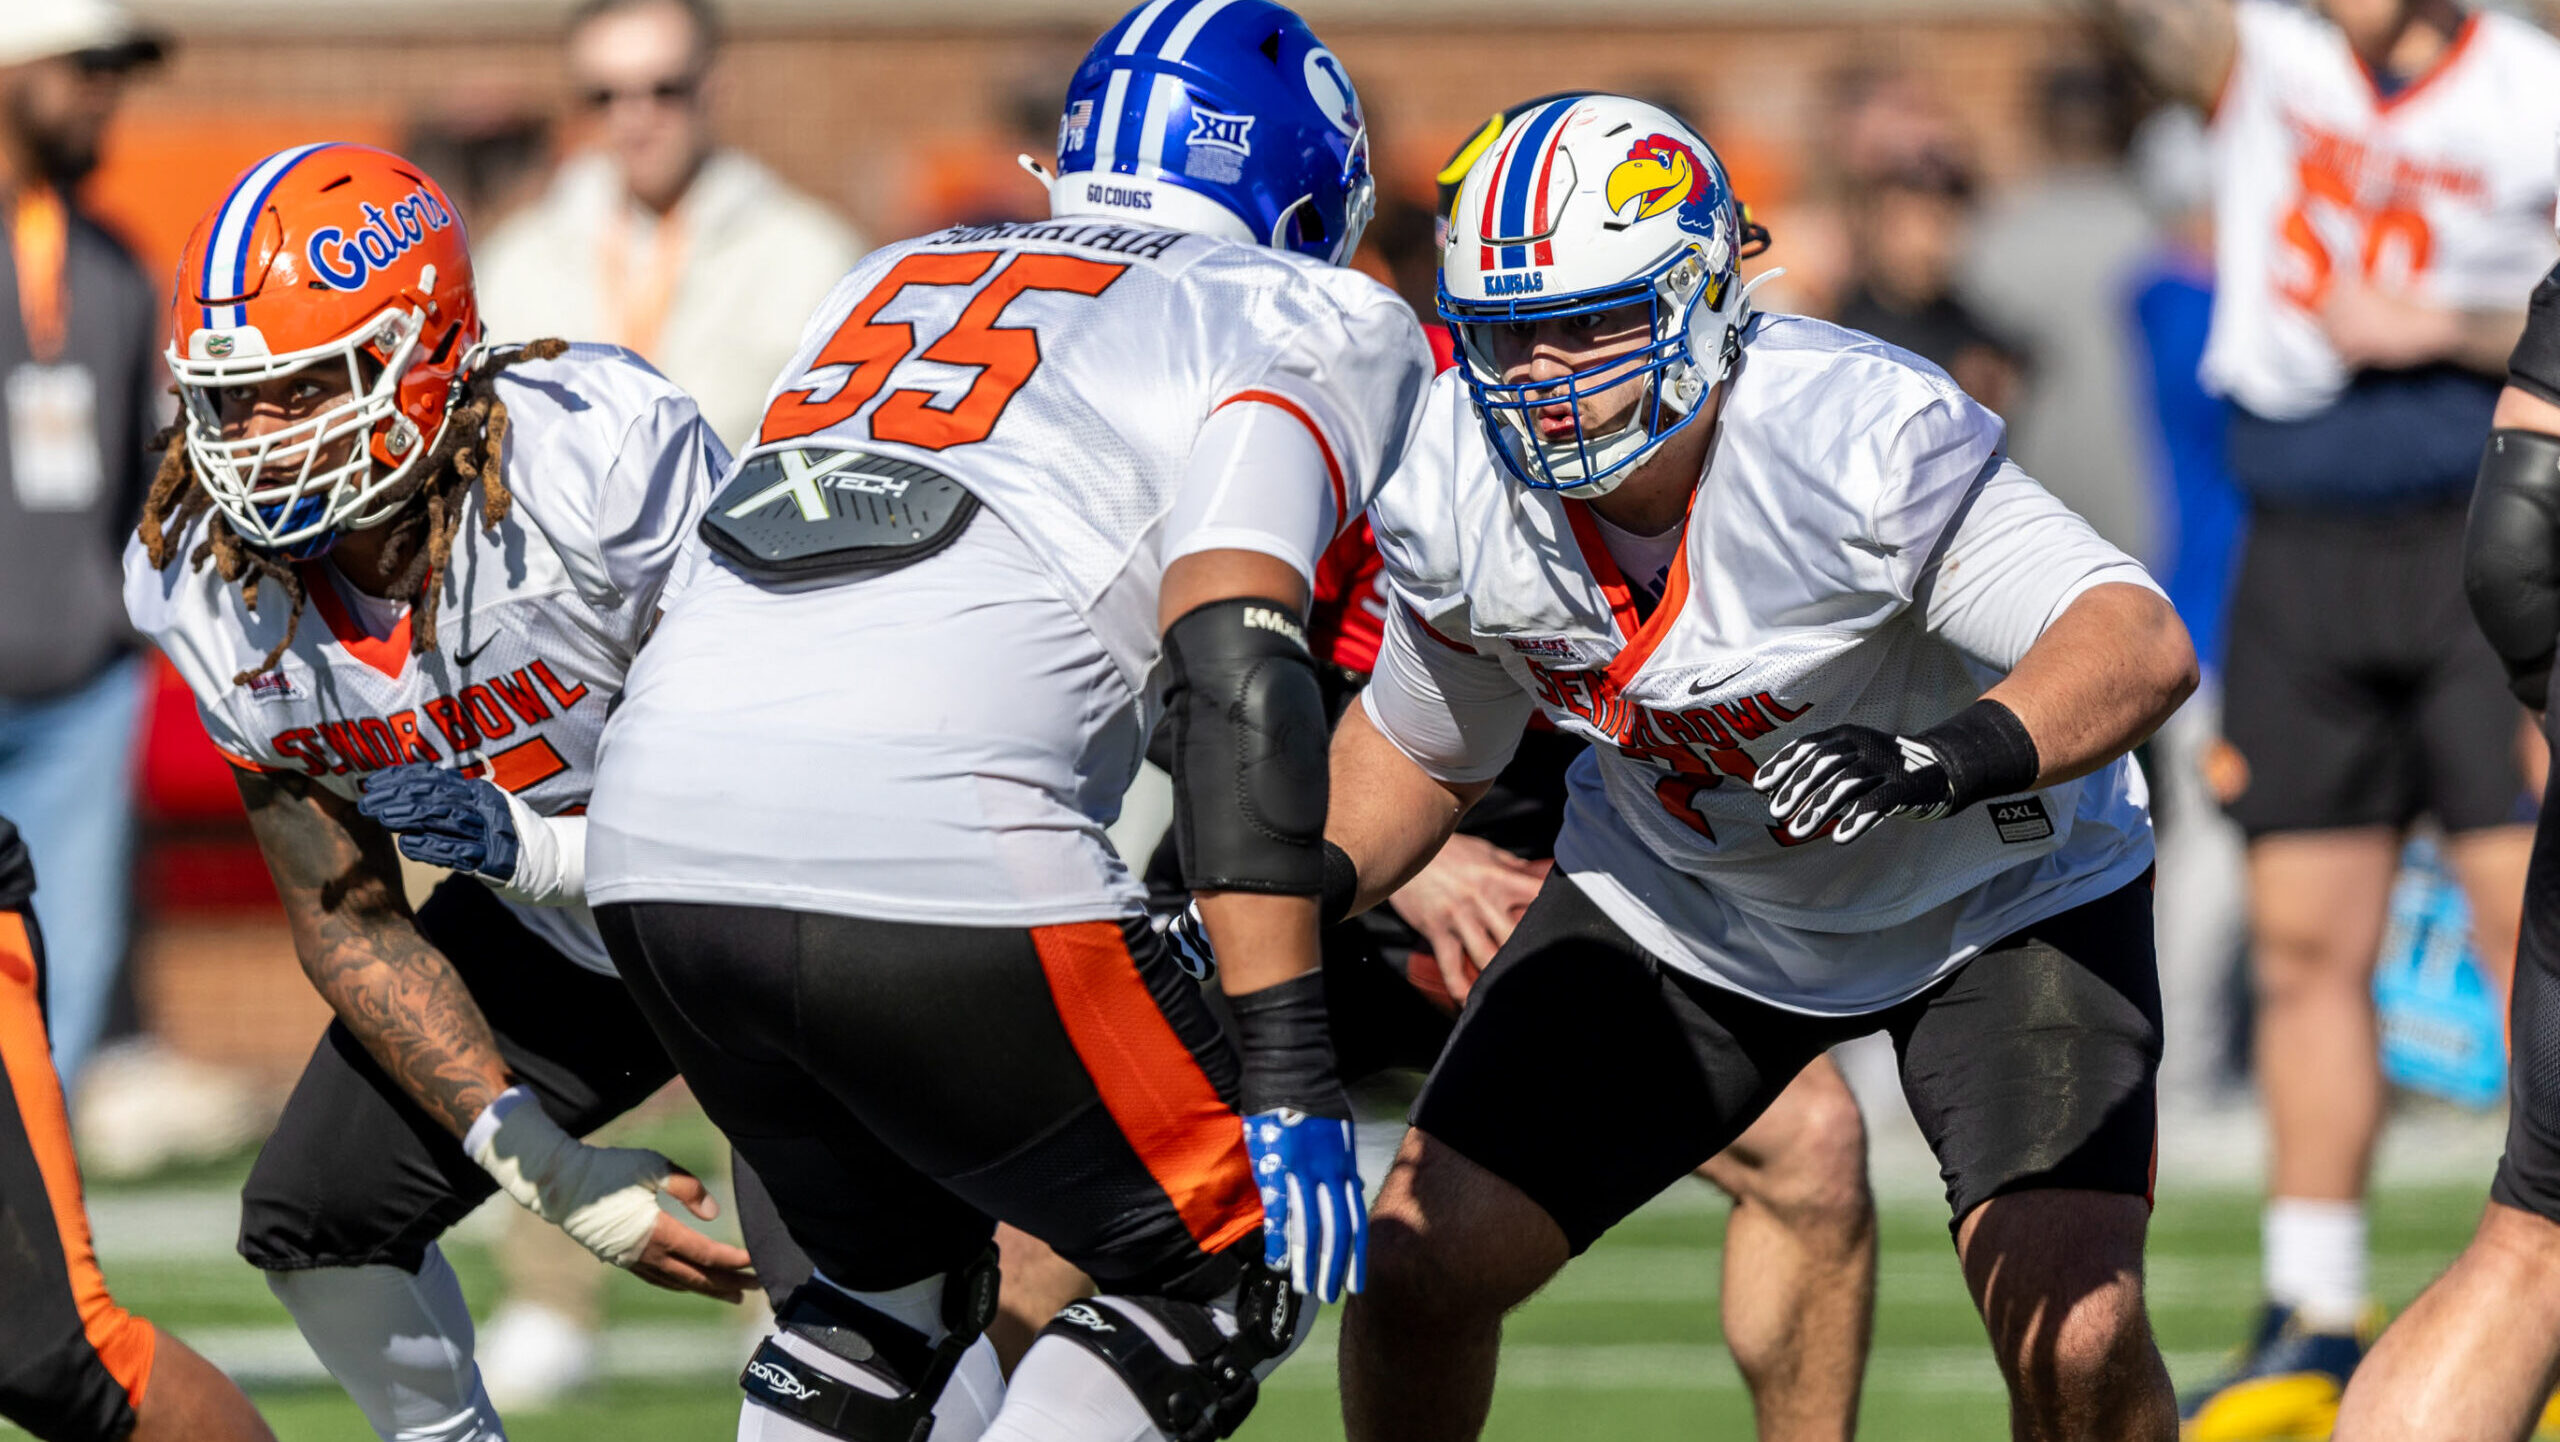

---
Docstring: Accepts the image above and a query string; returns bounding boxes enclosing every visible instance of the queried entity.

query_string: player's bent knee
[741,1253,1004,1442]
[1741,1077,1872,1228]
[1018,1267,1307,1442]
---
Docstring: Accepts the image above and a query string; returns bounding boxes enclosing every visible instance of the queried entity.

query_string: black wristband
[1319,841,1358,927]
[1229,970,1348,1118]
[1914,698,2041,814]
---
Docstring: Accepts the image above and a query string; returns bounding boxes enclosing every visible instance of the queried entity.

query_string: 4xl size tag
[699,447,979,578]
[1988,796,2054,844]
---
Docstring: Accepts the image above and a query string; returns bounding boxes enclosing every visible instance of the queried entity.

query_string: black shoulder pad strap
[2464,427,2560,711]
[1160,597,1328,895]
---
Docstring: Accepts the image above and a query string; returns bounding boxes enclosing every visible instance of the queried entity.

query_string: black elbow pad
[2464,427,2560,710]
[1161,597,1329,894]
[2513,263,2560,408]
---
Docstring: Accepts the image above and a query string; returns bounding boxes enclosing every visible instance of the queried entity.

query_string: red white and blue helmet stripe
[198,141,329,331]
[1478,98,1571,272]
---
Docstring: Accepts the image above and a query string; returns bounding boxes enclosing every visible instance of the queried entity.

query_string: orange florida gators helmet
[167,142,482,557]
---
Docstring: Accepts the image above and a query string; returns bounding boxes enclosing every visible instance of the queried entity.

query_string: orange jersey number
[757,250,1130,449]
[2276,156,2434,313]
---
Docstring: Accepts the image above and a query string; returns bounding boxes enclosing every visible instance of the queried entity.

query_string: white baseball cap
[0,0,169,72]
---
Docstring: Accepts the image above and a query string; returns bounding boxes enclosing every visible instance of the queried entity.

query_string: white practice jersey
[2203,0,2560,419]
[127,345,728,973]
[1367,317,2162,1015]
[587,220,1432,924]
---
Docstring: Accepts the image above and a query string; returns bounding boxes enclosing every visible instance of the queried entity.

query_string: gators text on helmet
[167,142,482,559]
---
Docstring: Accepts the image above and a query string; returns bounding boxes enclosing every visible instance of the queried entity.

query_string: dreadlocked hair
[139,338,571,685]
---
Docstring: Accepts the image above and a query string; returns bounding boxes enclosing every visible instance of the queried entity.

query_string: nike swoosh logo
[453,637,496,667]
[1687,665,1749,696]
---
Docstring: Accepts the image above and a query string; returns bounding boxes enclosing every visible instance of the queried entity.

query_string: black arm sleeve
[2463,427,2560,710]
[2513,263,2560,408]
[1161,597,1330,894]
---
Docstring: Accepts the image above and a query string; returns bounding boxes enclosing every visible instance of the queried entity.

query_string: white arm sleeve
[1163,398,1336,585]
[1360,601,1539,785]
[482,792,587,907]
[1918,459,2166,671]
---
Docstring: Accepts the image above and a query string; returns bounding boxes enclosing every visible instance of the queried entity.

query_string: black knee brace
[1036,1266,1301,1442]
[2463,427,2560,709]
[738,1249,1000,1442]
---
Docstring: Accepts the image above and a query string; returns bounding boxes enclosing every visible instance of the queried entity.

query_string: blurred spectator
[0,0,165,1092]
[1960,58,2157,558]
[477,0,864,451]
[2125,105,2251,1112]
[2126,108,2243,683]
[1834,151,2024,416]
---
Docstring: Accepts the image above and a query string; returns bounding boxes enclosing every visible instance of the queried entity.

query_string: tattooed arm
[236,767,507,1137]
[2078,0,2235,112]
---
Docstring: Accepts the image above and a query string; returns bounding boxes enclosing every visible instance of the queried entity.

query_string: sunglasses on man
[580,73,702,110]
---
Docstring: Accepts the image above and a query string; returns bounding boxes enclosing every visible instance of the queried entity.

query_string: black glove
[1753,699,2040,845]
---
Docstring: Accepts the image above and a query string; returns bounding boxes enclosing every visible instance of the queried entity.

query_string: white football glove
[464,1086,674,1268]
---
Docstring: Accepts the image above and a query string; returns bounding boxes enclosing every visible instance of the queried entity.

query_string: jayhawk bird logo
[1606,134,1722,240]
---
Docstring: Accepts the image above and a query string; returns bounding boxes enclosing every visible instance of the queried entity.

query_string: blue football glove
[1243,1107,1365,1301]
[1149,900,1218,981]
[1230,968,1364,1301]
[358,763,520,880]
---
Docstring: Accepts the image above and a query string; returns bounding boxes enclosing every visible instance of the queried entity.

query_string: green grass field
[73,1158,2495,1441]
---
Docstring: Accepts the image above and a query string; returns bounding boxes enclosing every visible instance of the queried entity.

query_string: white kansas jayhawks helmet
[1440,95,1768,498]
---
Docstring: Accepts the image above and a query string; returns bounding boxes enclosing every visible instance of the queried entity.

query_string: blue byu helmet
[1047,0,1374,265]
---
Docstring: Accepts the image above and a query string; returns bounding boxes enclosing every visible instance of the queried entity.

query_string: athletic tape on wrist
[484,791,588,907]
[1913,698,2040,813]
[468,1088,668,1268]
[1229,970,1347,1118]
[1319,841,1358,927]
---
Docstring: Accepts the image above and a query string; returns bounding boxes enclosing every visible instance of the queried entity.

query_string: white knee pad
[982,1271,1314,1442]
[738,1260,1005,1442]
[264,1245,507,1442]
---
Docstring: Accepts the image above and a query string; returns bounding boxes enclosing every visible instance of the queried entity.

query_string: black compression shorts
[2222,504,2532,837]
[2494,709,2560,1224]
[597,902,1265,1302]
[238,877,681,1273]
[1412,873,2163,1253]
[0,904,156,1442]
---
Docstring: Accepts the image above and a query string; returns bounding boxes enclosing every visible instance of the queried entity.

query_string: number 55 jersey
[586,221,1432,924]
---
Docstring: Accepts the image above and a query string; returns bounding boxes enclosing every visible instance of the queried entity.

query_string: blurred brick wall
[105,16,2078,263]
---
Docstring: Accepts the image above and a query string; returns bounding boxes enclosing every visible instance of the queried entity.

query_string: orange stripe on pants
[1031,922,1262,1257]
[0,912,157,1411]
